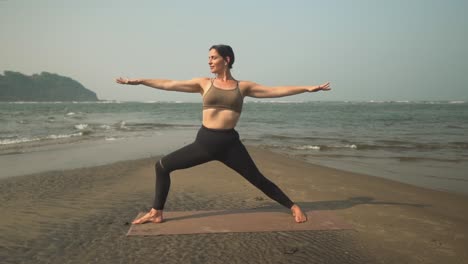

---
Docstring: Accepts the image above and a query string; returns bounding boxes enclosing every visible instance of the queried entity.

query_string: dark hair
[209,44,235,69]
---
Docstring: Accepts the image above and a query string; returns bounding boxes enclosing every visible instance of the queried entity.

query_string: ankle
[150,208,163,216]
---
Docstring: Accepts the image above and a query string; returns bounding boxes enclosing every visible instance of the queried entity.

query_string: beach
[1,146,467,264]
[2,0,467,262]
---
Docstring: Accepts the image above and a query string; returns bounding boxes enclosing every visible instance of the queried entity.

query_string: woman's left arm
[244,81,331,98]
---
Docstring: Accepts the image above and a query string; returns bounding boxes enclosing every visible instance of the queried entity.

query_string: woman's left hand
[309,82,331,92]
[116,77,140,85]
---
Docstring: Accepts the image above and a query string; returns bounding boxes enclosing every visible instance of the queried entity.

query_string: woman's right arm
[116,77,206,94]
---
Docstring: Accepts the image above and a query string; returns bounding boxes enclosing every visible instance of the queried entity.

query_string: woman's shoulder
[189,77,212,87]
[238,80,257,88]
[237,80,257,95]
[191,77,211,82]
[193,77,213,92]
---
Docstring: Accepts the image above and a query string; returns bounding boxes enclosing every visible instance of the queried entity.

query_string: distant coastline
[0,71,98,101]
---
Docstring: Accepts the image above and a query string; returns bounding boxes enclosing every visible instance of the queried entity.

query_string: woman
[116,44,331,224]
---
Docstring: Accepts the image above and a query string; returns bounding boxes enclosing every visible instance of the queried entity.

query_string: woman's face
[208,49,228,74]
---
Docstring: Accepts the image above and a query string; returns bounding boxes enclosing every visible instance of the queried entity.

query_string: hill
[0,71,98,101]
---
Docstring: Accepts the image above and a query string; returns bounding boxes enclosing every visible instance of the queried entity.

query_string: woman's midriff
[202,109,240,129]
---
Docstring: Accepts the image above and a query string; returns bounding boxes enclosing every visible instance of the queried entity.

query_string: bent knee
[155,159,167,172]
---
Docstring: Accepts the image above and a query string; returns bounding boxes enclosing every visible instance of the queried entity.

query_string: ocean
[1,100,467,195]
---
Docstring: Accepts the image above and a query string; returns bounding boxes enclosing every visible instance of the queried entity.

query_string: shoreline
[0,129,197,179]
[2,100,466,196]
[253,145,468,198]
[2,138,467,197]
[1,146,467,263]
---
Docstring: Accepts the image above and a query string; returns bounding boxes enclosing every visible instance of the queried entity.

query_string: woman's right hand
[115,77,140,85]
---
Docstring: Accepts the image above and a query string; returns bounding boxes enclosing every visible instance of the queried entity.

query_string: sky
[1,0,467,102]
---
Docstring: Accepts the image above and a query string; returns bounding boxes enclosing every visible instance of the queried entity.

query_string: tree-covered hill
[0,71,98,101]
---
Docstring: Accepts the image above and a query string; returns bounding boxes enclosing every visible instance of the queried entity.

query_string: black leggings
[153,125,294,210]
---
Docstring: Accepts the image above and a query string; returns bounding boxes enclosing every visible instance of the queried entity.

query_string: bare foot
[291,204,307,223]
[132,208,164,224]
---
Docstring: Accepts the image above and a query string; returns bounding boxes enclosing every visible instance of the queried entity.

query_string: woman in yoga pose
[116,44,331,224]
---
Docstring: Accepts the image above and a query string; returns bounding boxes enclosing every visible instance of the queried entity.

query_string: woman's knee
[155,159,168,174]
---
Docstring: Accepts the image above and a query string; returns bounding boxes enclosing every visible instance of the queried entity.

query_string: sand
[1,146,467,264]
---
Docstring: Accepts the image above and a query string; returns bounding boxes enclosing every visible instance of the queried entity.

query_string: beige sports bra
[203,79,243,113]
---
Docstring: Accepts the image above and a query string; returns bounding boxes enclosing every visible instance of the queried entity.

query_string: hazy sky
[1,0,467,102]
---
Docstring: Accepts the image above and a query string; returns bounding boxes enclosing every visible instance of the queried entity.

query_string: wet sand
[1,146,467,264]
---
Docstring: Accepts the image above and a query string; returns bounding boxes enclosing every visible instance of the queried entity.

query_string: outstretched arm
[116,77,205,94]
[244,81,331,98]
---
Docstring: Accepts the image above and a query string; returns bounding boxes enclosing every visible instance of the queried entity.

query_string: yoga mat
[127,209,352,236]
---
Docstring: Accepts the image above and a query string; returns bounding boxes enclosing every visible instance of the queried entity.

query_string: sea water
[1,101,467,195]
